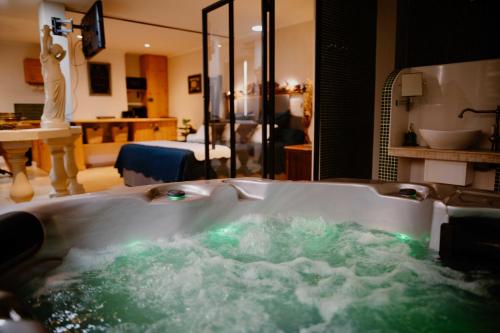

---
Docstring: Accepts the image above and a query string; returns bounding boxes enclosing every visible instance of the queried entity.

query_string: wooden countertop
[71,118,176,124]
[388,146,500,164]
[284,144,312,152]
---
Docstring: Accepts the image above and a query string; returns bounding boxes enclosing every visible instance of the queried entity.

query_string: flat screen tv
[81,1,105,59]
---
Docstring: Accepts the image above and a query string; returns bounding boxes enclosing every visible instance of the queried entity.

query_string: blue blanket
[114,144,195,182]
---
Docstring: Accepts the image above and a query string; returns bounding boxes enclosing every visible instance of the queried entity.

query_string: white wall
[70,39,128,120]
[168,50,204,128]
[233,21,315,93]
[168,20,315,130]
[389,59,500,190]
[0,39,128,120]
[0,20,312,127]
[275,21,315,85]
[390,59,500,149]
[0,40,45,114]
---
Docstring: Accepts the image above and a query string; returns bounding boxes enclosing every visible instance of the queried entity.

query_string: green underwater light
[395,233,412,242]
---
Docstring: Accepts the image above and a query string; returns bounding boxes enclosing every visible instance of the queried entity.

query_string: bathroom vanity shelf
[388,146,500,164]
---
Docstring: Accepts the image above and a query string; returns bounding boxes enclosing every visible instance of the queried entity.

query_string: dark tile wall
[377,70,400,182]
[495,167,500,192]
[396,0,500,68]
[314,0,378,180]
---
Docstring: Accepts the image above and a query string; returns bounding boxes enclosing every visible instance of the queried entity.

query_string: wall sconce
[398,72,423,111]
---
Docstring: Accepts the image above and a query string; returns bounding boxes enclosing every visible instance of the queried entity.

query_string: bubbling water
[24,215,500,332]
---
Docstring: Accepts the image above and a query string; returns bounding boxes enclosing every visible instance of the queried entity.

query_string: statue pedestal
[41,119,70,129]
[0,127,84,203]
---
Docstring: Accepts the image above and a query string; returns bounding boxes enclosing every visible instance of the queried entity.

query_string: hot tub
[0,179,499,332]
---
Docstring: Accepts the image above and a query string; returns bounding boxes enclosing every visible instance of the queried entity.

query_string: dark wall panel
[314,0,378,180]
[396,0,500,68]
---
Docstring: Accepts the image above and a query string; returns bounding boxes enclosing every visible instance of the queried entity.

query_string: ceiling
[0,0,314,57]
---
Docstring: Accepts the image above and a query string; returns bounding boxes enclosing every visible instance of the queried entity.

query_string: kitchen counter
[72,118,176,124]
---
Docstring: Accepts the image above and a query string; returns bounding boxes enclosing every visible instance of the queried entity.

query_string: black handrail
[261,0,268,178]
[260,0,276,179]
[228,1,236,177]
[202,9,210,179]
[268,0,276,179]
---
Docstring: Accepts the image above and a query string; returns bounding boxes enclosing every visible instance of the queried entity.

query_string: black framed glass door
[202,0,276,180]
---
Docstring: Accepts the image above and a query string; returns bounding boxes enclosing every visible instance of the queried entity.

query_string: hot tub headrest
[0,212,44,272]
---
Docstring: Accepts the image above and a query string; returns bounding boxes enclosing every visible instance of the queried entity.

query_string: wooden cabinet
[156,120,177,140]
[132,122,155,141]
[140,55,168,118]
[23,58,44,85]
[72,118,177,167]
[111,125,128,142]
[285,144,312,181]
[132,119,177,141]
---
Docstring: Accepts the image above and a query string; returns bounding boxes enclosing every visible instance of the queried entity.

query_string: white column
[1,142,34,203]
[38,1,73,121]
[45,137,69,197]
[63,133,85,194]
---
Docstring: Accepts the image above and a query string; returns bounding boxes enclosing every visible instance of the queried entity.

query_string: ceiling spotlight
[144,43,151,48]
[76,35,83,40]
[251,25,262,32]
[217,44,222,48]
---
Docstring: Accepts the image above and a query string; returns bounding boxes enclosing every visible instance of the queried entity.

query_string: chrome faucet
[458,106,500,151]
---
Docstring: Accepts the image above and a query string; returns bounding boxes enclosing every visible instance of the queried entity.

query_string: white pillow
[186,125,210,143]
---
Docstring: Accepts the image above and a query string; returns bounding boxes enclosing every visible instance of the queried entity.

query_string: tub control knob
[167,189,186,201]
[399,188,417,199]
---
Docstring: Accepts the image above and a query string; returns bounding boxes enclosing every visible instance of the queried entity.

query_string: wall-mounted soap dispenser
[397,72,423,111]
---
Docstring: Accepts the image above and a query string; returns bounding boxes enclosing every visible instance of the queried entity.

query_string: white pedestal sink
[419,129,481,150]
[418,129,483,186]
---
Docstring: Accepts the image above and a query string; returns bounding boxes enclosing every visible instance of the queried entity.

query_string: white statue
[40,25,69,129]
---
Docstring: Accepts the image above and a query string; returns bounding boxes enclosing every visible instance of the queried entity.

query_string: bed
[115,95,306,185]
[114,141,231,186]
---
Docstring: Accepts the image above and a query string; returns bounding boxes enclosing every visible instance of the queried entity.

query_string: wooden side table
[284,144,312,181]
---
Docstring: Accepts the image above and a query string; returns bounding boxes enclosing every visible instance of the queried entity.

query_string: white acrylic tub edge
[1,178,499,291]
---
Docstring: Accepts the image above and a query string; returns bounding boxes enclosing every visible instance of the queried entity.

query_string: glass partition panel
[233,0,263,177]
[204,2,232,179]
[204,0,283,179]
[272,0,315,180]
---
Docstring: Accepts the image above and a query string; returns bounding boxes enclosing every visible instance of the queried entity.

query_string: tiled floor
[0,158,125,207]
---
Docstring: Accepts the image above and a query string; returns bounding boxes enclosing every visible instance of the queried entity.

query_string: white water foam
[25,214,499,333]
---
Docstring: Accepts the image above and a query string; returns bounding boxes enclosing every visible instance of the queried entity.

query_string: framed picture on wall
[88,62,111,95]
[188,74,202,94]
